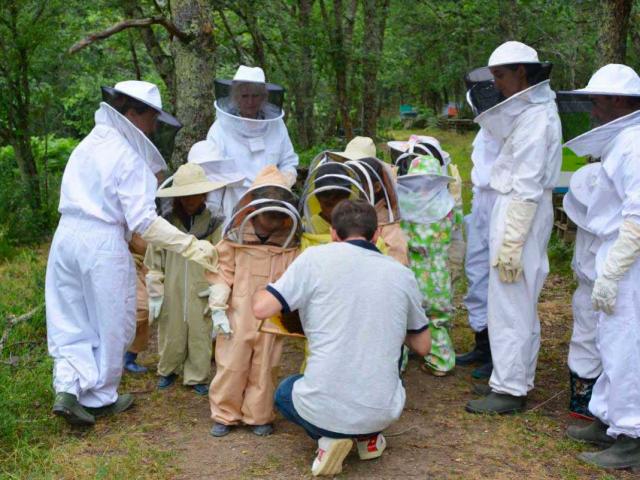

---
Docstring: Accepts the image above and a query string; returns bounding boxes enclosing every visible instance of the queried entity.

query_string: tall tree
[597,0,633,65]
[69,0,215,170]
[0,1,67,209]
[360,0,389,138]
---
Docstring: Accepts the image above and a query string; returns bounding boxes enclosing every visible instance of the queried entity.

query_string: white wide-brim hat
[488,41,540,67]
[101,80,181,127]
[157,163,228,198]
[570,64,640,97]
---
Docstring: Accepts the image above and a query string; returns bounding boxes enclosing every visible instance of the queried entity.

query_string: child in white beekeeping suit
[144,162,229,395]
[205,165,301,438]
[562,163,602,420]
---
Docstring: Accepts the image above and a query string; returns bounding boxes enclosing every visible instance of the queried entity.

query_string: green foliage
[0,136,77,257]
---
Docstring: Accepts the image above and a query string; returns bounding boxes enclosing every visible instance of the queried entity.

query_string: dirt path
[122,273,635,479]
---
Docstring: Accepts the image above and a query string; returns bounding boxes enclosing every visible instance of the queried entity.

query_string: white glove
[212,310,233,337]
[592,219,640,315]
[141,217,218,273]
[145,270,165,298]
[493,200,537,283]
[197,283,232,314]
[148,296,164,322]
[449,164,463,207]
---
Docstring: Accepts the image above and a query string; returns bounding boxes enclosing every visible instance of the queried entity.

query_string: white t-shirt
[268,240,428,434]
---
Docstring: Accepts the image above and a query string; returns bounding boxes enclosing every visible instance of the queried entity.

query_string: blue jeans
[274,374,377,440]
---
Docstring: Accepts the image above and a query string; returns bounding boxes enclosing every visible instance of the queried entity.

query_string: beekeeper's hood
[99,80,182,173]
[396,154,455,225]
[562,162,600,231]
[559,64,640,159]
[187,140,245,187]
[465,41,553,126]
[214,65,285,138]
[299,161,368,234]
[387,135,450,176]
[224,165,300,248]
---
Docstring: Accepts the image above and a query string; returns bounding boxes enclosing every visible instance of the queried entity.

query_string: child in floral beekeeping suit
[205,165,302,438]
[397,154,459,376]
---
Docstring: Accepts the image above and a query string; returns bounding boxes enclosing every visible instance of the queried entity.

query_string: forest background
[1,0,638,254]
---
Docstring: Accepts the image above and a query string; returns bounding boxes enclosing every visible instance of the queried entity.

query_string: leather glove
[212,310,233,338]
[283,170,297,188]
[148,296,164,324]
[449,164,463,207]
[145,270,165,298]
[592,219,640,315]
[141,217,218,273]
[493,200,537,283]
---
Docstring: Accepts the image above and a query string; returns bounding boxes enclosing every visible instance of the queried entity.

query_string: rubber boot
[566,418,615,447]
[124,351,148,374]
[569,370,596,421]
[52,392,95,426]
[579,435,640,469]
[456,328,490,366]
[466,392,526,414]
[85,394,135,418]
[471,360,493,379]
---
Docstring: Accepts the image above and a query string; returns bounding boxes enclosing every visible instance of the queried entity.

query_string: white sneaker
[356,433,386,460]
[311,437,353,476]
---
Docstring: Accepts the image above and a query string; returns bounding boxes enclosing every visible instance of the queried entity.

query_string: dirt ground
[105,271,636,480]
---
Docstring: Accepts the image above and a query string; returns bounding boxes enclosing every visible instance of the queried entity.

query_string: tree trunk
[598,0,633,65]
[360,0,389,139]
[121,0,177,108]
[169,0,216,171]
[291,0,315,149]
[12,135,41,210]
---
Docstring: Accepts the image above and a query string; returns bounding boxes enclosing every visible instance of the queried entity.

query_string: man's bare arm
[252,289,283,319]
[405,329,431,357]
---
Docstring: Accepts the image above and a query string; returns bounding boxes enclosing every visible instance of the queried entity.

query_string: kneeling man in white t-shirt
[253,199,431,477]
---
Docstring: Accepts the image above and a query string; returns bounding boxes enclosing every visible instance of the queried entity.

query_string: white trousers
[463,189,497,332]
[46,216,136,408]
[488,192,552,397]
[567,279,601,379]
[590,241,640,438]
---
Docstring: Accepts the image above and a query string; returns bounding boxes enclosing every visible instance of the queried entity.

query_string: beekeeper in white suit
[46,81,219,427]
[206,65,298,216]
[464,41,562,415]
[562,64,640,470]
[456,68,506,379]
[562,163,602,420]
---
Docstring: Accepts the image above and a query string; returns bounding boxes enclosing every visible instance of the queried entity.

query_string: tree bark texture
[290,0,315,148]
[597,0,633,66]
[361,0,389,139]
[169,0,216,171]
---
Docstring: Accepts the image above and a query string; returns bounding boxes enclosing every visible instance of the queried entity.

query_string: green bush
[0,136,77,258]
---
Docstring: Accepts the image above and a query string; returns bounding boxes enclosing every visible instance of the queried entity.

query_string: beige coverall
[375,201,409,266]
[144,209,222,385]
[207,226,298,426]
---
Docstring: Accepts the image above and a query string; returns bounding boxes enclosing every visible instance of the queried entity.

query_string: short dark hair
[331,199,378,241]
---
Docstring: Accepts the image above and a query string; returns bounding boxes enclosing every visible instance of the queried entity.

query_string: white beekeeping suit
[206,65,298,202]
[46,81,219,426]
[563,64,640,469]
[563,163,602,420]
[465,41,562,414]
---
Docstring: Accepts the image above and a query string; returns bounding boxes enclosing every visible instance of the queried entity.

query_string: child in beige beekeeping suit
[144,162,229,396]
[205,165,301,438]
